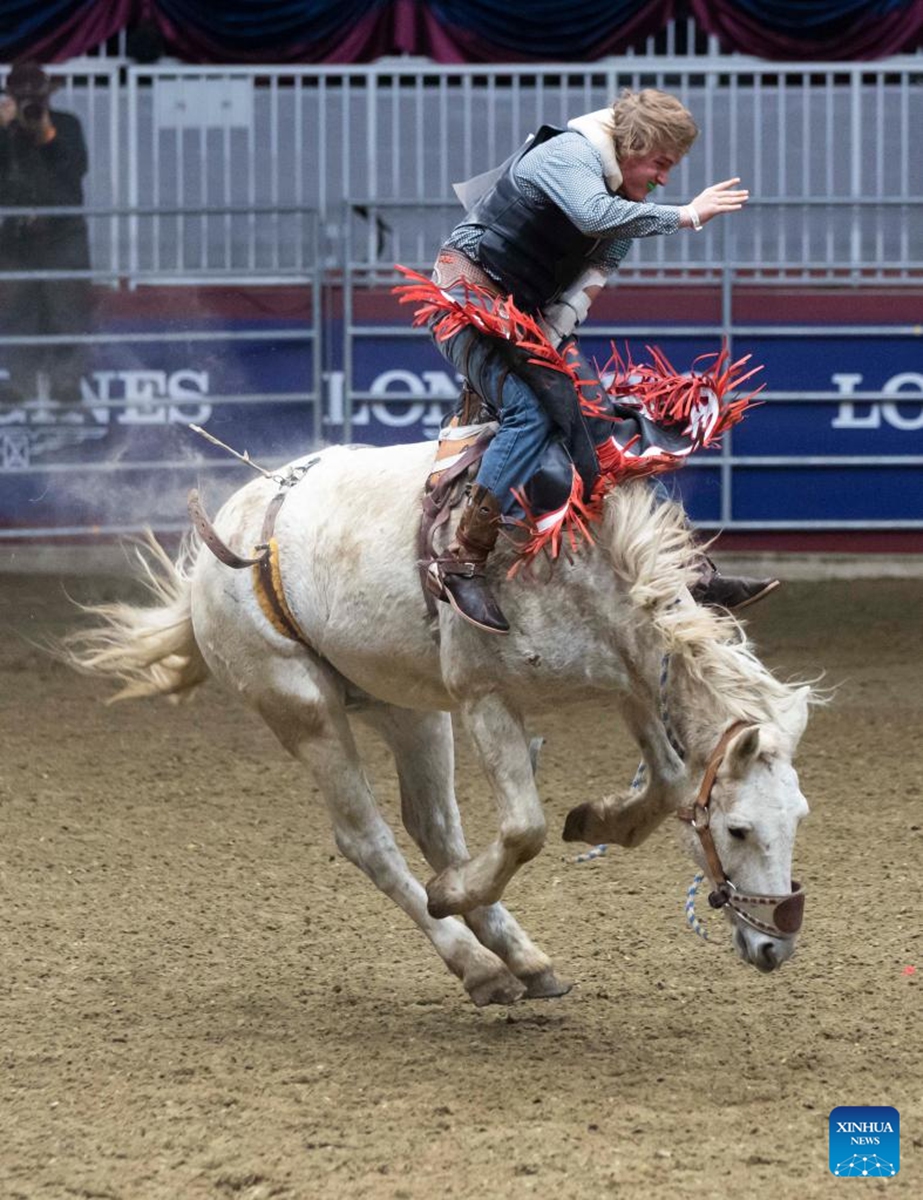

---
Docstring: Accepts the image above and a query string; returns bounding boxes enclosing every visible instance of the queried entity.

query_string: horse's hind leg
[257,670,525,1007]
[356,705,569,999]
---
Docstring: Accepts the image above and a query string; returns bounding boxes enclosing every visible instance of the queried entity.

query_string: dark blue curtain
[0,0,134,63]
[691,0,923,58]
[2,1,922,64]
[418,1,674,60]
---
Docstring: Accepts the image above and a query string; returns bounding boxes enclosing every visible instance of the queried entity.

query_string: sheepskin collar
[567,108,622,193]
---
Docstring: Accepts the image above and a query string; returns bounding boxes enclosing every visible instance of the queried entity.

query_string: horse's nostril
[757,942,779,971]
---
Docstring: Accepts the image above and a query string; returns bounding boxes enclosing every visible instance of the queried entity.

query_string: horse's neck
[662,653,735,766]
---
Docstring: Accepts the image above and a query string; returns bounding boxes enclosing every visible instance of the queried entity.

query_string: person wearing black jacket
[0,61,92,404]
[423,89,776,633]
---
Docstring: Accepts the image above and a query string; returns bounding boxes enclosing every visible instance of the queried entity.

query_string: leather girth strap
[189,487,265,569]
[253,493,312,648]
[187,487,313,651]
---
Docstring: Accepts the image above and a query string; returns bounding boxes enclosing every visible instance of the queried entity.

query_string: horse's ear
[725,724,761,778]
[779,685,811,749]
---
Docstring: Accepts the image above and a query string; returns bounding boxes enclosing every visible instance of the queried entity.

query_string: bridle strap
[676,721,806,937]
[693,720,753,810]
[676,720,753,891]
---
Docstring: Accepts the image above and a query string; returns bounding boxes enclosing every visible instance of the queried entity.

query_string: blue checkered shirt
[447,129,681,277]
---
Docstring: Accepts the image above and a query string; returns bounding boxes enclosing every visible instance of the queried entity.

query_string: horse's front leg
[358,704,569,999]
[563,694,687,848]
[426,693,545,919]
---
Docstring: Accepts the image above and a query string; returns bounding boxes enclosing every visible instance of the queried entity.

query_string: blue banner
[2,317,921,535]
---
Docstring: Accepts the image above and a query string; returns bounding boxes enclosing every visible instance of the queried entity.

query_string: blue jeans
[434,325,557,515]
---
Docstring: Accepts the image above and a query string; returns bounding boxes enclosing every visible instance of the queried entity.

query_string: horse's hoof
[467,969,527,1008]
[521,969,573,1000]
[562,803,591,843]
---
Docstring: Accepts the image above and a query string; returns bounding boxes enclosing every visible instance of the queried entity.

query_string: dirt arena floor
[1,565,921,1199]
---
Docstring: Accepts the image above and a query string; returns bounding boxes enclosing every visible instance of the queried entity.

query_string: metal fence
[3,59,923,282]
[121,60,923,281]
[2,60,922,536]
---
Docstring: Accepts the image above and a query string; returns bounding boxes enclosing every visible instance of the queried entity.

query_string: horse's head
[677,691,811,972]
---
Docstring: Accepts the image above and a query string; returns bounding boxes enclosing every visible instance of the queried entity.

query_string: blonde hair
[610,88,698,162]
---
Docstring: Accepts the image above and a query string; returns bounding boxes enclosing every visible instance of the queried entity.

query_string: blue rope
[573,843,609,862]
[684,871,711,941]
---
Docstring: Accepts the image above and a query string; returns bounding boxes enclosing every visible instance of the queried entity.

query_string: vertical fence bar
[127,68,139,282]
[342,208,354,444]
[247,73,257,272]
[312,213,322,444]
[777,73,787,266]
[313,75,324,225]
[439,75,449,198]
[900,71,909,275]
[825,72,834,274]
[849,70,862,277]
[796,75,806,272]
[367,70,379,204]
[294,75,304,272]
[341,75,351,210]
[198,101,207,272]
[222,101,232,272]
[270,75,280,272]
[389,72,399,198]
[720,220,734,527]
[752,74,762,279]
[486,73,497,171]
[107,66,120,278]
[175,79,185,274]
[875,72,885,269]
[415,73,425,202]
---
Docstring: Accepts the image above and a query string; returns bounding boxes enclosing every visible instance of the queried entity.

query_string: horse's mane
[602,482,813,735]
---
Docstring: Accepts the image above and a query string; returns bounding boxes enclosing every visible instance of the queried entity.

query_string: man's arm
[541,230,632,346]
[518,133,682,240]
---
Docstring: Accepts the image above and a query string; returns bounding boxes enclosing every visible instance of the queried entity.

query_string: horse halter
[676,721,805,939]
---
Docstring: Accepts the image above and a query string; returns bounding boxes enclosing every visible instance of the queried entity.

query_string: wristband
[685,205,702,232]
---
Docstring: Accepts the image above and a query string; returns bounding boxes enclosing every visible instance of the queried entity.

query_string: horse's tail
[61,532,209,703]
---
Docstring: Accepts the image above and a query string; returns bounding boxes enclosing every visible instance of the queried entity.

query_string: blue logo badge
[829,1106,900,1177]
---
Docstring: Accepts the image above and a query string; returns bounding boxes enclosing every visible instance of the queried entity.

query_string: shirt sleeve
[592,236,632,275]
[516,131,682,241]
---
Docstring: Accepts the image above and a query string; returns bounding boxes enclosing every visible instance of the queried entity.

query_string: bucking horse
[64,395,817,1004]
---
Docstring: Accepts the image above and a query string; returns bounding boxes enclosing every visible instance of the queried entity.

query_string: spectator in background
[0,61,92,404]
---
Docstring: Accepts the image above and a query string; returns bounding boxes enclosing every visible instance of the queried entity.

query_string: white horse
[65,439,815,1005]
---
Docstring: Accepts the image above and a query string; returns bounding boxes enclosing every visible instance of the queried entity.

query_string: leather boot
[691,557,780,612]
[428,485,510,634]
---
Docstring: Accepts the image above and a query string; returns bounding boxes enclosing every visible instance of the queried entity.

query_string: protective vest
[466,126,603,313]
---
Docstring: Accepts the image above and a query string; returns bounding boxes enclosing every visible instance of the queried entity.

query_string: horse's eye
[728,827,748,841]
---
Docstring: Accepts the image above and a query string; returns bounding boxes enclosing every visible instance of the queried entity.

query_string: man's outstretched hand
[688,177,750,225]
